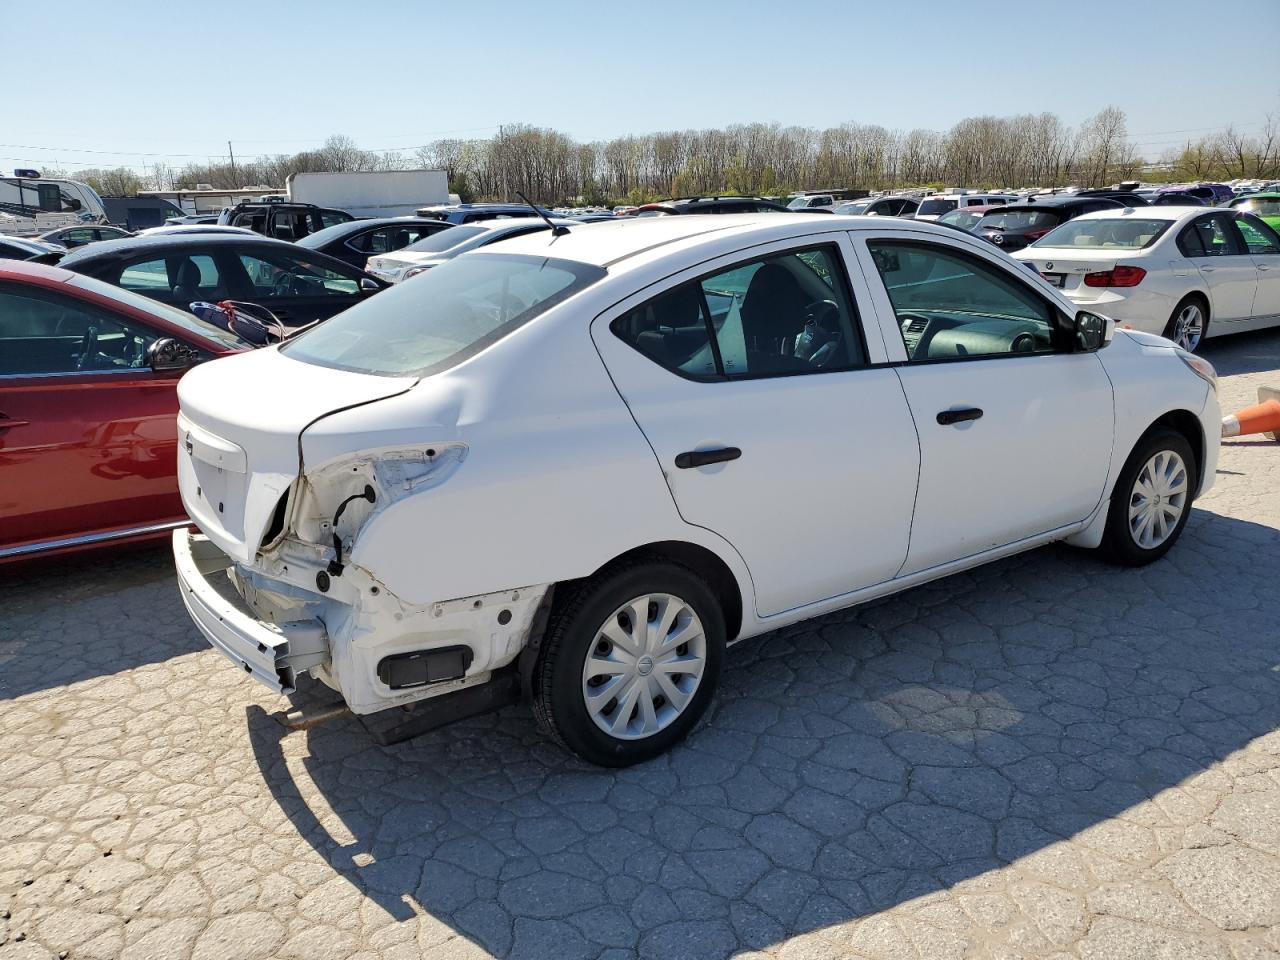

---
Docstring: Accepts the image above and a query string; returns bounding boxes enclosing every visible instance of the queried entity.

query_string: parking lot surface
[2,333,1279,960]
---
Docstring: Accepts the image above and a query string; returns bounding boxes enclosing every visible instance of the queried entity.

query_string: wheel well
[1148,409,1206,491]
[579,541,745,642]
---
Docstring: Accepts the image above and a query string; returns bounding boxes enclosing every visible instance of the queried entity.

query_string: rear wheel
[532,560,725,767]
[1099,428,1197,566]
[1163,296,1208,352]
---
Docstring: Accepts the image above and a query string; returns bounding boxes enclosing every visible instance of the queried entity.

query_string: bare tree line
[54,109,1280,203]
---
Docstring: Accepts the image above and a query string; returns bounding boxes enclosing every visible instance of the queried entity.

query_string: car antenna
[516,191,569,236]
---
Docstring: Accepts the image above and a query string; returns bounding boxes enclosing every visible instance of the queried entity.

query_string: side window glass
[1235,216,1280,255]
[320,210,348,229]
[1178,224,1207,258]
[611,284,717,379]
[120,255,221,300]
[1189,216,1233,257]
[867,240,1056,361]
[0,289,158,375]
[610,246,866,379]
[239,253,358,297]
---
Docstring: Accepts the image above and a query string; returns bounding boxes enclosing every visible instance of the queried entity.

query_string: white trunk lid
[176,347,414,563]
[1016,249,1123,296]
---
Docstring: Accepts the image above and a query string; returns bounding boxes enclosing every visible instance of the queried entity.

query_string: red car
[0,260,246,562]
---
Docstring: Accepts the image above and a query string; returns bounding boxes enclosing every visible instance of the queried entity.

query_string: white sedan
[1014,206,1280,351]
[365,216,577,283]
[172,214,1220,766]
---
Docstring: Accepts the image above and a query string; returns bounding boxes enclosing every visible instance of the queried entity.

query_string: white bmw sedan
[1014,206,1280,352]
[172,214,1220,766]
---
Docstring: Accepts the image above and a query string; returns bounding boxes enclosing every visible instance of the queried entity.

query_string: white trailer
[0,172,108,236]
[286,170,449,218]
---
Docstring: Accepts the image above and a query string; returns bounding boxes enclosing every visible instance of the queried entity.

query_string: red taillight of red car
[1024,228,1051,241]
[1083,265,1146,288]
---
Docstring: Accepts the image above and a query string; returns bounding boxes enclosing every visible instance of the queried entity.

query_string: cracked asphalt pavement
[2,332,1279,960]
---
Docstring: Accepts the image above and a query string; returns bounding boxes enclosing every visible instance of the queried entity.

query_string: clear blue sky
[1,0,1276,172]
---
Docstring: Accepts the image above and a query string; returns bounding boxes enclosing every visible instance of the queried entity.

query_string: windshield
[281,253,606,377]
[1233,197,1280,216]
[398,224,480,254]
[836,201,872,215]
[65,274,246,349]
[786,197,812,209]
[1032,218,1171,249]
[976,209,1060,231]
[917,198,958,215]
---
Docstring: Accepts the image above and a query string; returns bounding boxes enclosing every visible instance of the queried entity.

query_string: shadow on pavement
[0,542,202,701]
[248,507,1280,958]
[1201,328,1280,377]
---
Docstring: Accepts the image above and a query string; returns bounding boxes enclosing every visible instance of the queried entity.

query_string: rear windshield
[401,225,482,253]
[976,210,1060,231]
[1032,218,1171,249]
[280,253,606,377]
[917,198,958,215]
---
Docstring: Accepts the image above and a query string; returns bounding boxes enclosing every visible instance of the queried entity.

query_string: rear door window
[611,245,866,379]
[1180,215,1237,257]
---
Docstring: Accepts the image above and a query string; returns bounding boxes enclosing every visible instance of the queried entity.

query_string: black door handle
[937,407,983,426]
[675,447,741,469]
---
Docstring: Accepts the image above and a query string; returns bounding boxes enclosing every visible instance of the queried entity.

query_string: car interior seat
[740,263,813,373]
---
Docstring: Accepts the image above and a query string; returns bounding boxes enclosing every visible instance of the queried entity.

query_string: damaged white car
[174,213,1220,766]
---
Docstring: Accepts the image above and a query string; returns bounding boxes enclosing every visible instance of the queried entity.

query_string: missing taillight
[1084,266,1146,288]
[260,489,290,549]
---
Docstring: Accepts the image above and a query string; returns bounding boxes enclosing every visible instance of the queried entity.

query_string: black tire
[1162,295,1209,353]
[1099,427,1197,566]
[532,559,725,767]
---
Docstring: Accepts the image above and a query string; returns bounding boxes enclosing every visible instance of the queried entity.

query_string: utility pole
[498,125,506,201]
[228,140,237,186]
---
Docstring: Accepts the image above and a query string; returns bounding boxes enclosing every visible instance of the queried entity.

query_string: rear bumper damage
[173,530,327,694]
[173,528,551,716]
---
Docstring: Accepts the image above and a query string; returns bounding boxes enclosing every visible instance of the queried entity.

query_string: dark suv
[218,201,353,241]
[972,196,1123,252]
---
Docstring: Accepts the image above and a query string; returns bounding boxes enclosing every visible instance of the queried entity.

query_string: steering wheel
[75,324,99,371]
[271,273,298,297]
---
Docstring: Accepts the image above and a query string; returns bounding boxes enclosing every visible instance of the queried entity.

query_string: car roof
[0,258,80,283]
[998,196,1122,210]
[486,212,884,269]
[1068,206,1210,223]
[58,232,321,263]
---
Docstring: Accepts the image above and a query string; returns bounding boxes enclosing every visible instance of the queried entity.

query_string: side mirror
[1073,311,1109,352]
[359,276,381,293]
[148,337,200,373]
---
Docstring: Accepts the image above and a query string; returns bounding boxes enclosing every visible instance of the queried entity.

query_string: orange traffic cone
[1222,396,1280,440]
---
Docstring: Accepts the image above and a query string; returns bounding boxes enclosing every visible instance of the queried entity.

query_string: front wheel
[532,560,725,767]
[1163,296,1208,352]
[1098,428,1197,566]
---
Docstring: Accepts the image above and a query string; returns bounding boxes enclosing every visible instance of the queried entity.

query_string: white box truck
[286,170,450,218]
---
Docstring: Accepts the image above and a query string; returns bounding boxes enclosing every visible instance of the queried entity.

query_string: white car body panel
[171,213,1221,720]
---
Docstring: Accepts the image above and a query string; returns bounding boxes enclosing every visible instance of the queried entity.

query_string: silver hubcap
[581,593,707,741]
[1172,304,1203,351]
[1128,450,1188,549]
